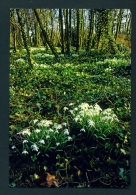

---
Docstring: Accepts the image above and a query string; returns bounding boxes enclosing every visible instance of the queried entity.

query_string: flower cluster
[15,58,25,65]
[67,102,119,137]
[16,119,72,155]
[13,103,119,157]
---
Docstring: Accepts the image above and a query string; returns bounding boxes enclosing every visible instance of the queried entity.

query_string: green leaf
[31,155,37,162]
[11,182,16,187]
[77,184,83,187]
[119,168,124,176]
[105,142,110,149]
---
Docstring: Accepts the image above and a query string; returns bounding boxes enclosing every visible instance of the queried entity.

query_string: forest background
[9,9,131,188]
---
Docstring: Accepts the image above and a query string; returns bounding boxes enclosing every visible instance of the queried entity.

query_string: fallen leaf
[46,173,60,187]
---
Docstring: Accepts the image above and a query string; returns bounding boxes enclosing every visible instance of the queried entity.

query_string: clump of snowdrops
[11,102,119,159]
[12,120,72,160]
[64,102,119,140]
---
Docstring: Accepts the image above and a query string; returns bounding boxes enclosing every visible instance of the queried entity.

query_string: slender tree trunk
[69,9,72,46]
[114,9,124,40]
[104,10,119,54]
[59,9,64,53]
[33,9,60,62]
[16,9,33,68]
[76,9,80,52]
[10,10,17,52]
[86,9,94,51]
[66,9,70,54]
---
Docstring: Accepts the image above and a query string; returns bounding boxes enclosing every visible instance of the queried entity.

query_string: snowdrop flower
[31,144,39,152]
[54,124,62,130]
[23,140,28,144]
[55,130,59,134]
[34,129,41,133]
[78,103,90,110]
[39,140,45,144]
[64,107,68,111]
[48,128,54,132]
[103,108,113,115]
[69,103,75,106]
[37,120,52,127]
[74,107,78,111]
[79,110,85,116]
[80,128,86,132]
[62,122,67,127]
[17,128,31,136]
[46,135,50,139]
[88,119,95,126]
[22,150,29,154]
[33,119,38,124]
[64,129,69,135]
[94,104,102,113]
[69,110,74,114]
[74,116,81,122]
[67,136,72,141]
[11,145,16,149]
[56,142,60,146]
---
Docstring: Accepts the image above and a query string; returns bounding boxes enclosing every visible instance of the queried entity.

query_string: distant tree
[114,9,124,40]
[76,9,81,52]
[65,9,71,54]
[10,9,17,52]
[93,9,118,54]
[33,9,60,62]
[16,9,33,68]
[86,9,94,51]
[59,9,64,54]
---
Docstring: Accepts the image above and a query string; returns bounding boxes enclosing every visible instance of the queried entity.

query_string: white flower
[62,122,67,127]
[69,110,74,114]
[39,140,45,144]
[88,120,95,126]
[103,108,113,115]
[55,130,59,134]
[64,107,68,111]
[74,116,81,122]
[33,119,38,124]
[11,145,16,149]
[56,142,60,146]
[37,120,52,127]
[74,107,78,111]
[69,103,75,106]
[67,136,72,141]
[78,103,90,110]
[54,124,62,130]
[80,128,86,132]
[48,128,54,132]
[34,129,41,133]
[64,129,69,135]
[31,144,39,152]
[94,104,102,113]
[23,140,28,144]
[22,150,29,154]
[46,135,50,139]
[17,128,31,136]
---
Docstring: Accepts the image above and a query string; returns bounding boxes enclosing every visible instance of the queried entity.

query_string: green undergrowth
[9,47,131,188]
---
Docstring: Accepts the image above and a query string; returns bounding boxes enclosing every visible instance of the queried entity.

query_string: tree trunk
[114,9,124,40]
[16,9,33,68]
[33,9,60,62]
[66,9,70,54]
[59,9,64,53]
[76,9,80,52]
[86,9,94,51]
[10,10,17,52]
